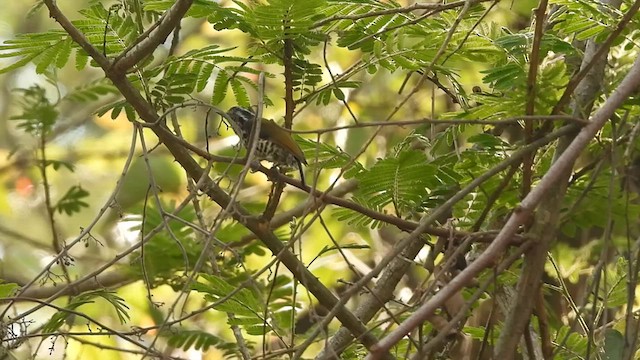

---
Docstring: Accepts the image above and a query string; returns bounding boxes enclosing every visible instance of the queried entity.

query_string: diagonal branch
[368,50,640,359]
[111,0,193,74]
[311,0,490,29]
[317,124,580,359]
[549,0,640,116]
[41,0,383,353]
[498,0,627,356]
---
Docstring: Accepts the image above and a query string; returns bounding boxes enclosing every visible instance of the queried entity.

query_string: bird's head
[226,106,256,138]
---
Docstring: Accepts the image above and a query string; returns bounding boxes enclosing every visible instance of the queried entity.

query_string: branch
[262,35,296,220]
[15,271,134,299]
[367,48,640,359]
[41,1,383,353]
[290,115,588,134]
[497,0,627,356]
[3,296,162,356]
[264,167,529,244]
[311,0,490,29]
[522,0,548,198]
[550,0,640,115]
[314,124,579,358]
[111,0,193,74]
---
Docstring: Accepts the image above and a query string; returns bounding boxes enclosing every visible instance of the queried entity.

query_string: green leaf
[211,70,229,105]
[10,85,58,135]
[0,53,38,74]
[192,274,261,315]
[42,297,94,333]
[297,137,363,173]
[231,78,250,107]
[75,49,89,70]
[64,79,118,102]
[42,291,130,333]
[55,185,90,216]
[481,63,526,90]
[196,63,215,92]
[43,159,75,172]
[0,282,19,297]
[467,133,510,150]
[604,329,624,360]
[55,38,72,68]
[355,150,439,216]
[166,329,234,352]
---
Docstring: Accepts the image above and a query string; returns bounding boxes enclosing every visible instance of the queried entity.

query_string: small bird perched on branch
[226,106,307,186]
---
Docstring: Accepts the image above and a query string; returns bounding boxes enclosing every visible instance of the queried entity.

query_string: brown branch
[472,164,519,232]
[231,176,526,248]
[2,296,162,356]
[283,39,295,129]
[151,114,586,166]
[494,44,640,357]
[15,271,134,299]
[536,285,553,359]
[111,0,193,74]
[522,0,548,199]
[262,182,287,220]
[498,0,629,356]
[318,238,427,358]
[262,35,295,220]
[549,0,640,116]
[417,240,534,357]
[368,54,640,358]
[290,115,588,134]
[315,124,579,359]
[0,128,141,321]
[41,0,382,352]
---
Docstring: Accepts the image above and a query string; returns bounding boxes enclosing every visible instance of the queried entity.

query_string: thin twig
[1,129,139,319]
[522,0,548,199]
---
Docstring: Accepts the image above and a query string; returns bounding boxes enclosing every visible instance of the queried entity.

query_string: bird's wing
[261,119,308,165]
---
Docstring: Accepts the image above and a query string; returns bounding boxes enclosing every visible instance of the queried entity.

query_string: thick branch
[111,0,193,74]
[312,124,580,359]
[496,0,625,356]
[42,0,382,353]
[368,53,640,358]
[550,0,640,115]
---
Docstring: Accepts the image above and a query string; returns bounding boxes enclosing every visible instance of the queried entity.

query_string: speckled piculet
[226,106,307,185]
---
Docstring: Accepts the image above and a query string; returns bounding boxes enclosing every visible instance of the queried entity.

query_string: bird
[226,106,307,185]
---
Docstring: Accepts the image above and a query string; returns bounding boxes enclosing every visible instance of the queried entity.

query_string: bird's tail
[296,160,306,187]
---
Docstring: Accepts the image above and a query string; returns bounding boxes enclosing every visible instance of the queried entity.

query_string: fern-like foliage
[0,30,74,74]
[10,86,58,135]
[335,149,448,227]
[63,78,120,102]
[549,0,624,41]
[0,4,142,74]
[129,201,203,288]
[165,328,239,356]
[150,45,267,107]
[42,290,130,333]
[298,137,365,177]
[192,274,268,335]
